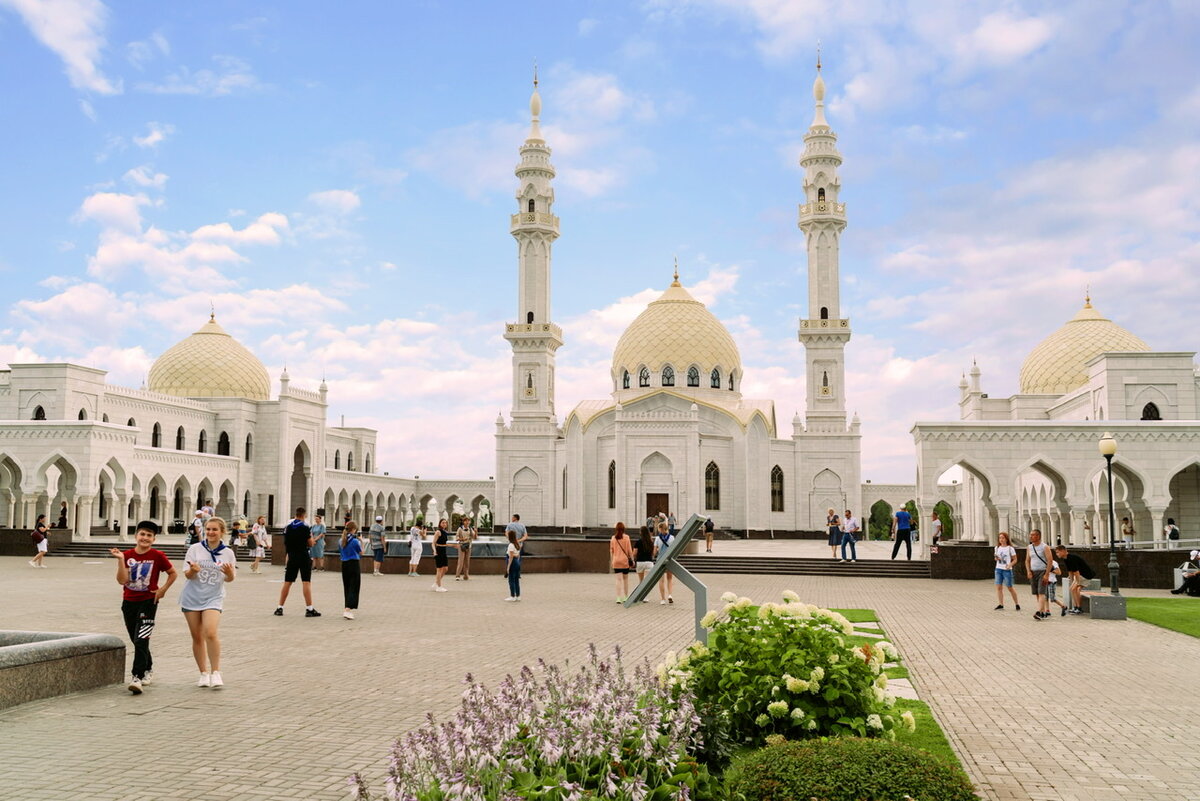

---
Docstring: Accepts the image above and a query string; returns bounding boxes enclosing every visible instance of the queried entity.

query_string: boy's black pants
[121,599,158,678]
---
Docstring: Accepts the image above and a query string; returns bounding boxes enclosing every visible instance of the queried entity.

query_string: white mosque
[1,69,1196,548]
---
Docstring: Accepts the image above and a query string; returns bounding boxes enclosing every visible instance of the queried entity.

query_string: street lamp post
[1098,432,1120,595]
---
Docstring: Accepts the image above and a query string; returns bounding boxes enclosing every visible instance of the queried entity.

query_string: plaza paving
[0,540,1197,801]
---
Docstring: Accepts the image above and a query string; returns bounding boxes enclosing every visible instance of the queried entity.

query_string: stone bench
[1079,591,1127,620]
[0,630,126,709]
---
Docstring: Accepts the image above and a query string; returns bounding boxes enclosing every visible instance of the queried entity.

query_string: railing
[799,318,850,329]
[510,212,560,229]
[798,201,846,216]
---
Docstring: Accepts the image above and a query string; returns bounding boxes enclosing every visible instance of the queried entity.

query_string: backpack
[1168,525,1180,541]
[246,532,257,549]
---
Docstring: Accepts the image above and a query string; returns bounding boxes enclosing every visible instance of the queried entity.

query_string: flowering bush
[350,645,717,801]
[663,592,907,757]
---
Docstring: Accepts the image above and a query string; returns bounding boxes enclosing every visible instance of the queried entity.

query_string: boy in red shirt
[109,521,177,695]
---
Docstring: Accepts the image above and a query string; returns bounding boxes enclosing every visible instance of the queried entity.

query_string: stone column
[75,496,95,541]
[117,494,129,542]
[1148,506,1167,549]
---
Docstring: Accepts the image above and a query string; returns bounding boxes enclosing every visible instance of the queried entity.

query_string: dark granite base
[0,630,126,709]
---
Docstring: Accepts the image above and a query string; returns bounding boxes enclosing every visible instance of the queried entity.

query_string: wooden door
[646,493,669,520]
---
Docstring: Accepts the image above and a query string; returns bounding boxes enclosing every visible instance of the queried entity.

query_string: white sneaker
[39,564,47,568]
[838,559,846,563]
[660,600,667,605]
[343,610,355,619]
[28,560,37,567]
[504,597,516,602]
[209,672,224,689]
[514,597,521,602]
[141,671,153,686]
[127,677,143,695]
[436,586,448,592]
[197,672,211,688]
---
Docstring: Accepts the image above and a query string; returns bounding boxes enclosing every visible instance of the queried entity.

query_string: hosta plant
[662,591,912,760]
[350,645,717,801]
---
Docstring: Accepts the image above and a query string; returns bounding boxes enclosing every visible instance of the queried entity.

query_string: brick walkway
[0,552,1196,800]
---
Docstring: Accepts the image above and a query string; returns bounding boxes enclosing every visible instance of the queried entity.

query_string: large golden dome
[148,315,271,401]
[1018,300,1149,395]
[612,278,741,383]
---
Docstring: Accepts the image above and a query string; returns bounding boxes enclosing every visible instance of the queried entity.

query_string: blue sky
[1,0,1197,483]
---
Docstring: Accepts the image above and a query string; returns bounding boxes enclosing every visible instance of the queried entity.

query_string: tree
[868,501,892,540]
[933,501,955,539]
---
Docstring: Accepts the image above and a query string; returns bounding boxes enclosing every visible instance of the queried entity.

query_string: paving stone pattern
[0,550,1197,801]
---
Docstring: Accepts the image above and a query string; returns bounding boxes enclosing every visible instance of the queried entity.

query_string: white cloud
[75,191,148,232]
[137,54,263,96]
[126,31,169,68]
[191,212,289,245]
[133,121,175,148]
[1,0,121,94]
[308,190,361,215]
[961,11,1055,66]
[123,165,168,189]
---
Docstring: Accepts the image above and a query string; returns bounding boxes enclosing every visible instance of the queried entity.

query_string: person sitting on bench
[1171,550,1200,596]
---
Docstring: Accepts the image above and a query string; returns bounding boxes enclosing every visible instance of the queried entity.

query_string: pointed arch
[607,460,616,509]
[1141,402,1161,420]
[704,461,720,510]
[710,367,721,389]
[175,426,185,450]
[622,370,630,390]
[687,365,700,387]
[770,465,785,512]
[334,449,341,470]
[198,430,207,453]
[217,431,230,456]
[32,405,46,420]
[661,365,675,387]
[152,422,162,448]
[244,432,253,461]
[638,366,650,388]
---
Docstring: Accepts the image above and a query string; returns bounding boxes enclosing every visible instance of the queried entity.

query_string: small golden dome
[612,279,741,387]
[148,315,271,401]
[1018,300,1149,395]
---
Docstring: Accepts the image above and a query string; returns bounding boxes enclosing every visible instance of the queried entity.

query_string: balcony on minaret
[798,317,850,333]
[504,321,564,349]
[510,211,560,235]
[798,200,846,221]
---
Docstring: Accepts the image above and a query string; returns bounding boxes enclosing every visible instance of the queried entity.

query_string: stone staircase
[676,553,931,579]
[48,540,268,562]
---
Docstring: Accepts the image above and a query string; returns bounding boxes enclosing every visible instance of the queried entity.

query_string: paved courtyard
[1,541,1197,801]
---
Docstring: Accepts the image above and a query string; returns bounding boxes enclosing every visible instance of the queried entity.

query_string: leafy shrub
[350,645,718,800]
[663,592,910,760]
[724,736,976,801]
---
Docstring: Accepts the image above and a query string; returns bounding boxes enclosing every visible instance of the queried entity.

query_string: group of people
[994,529,1098,618]
[610,518,682,604]
[821,507,943,563]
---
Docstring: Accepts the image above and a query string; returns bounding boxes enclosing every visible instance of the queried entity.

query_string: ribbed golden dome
[148,315,271,401]
[1018,300,1149,395]
[612,278,741,383]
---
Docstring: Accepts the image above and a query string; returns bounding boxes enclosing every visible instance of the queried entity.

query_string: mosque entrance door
[646,493,669,520]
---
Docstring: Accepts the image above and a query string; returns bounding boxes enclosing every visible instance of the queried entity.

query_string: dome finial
[671,256,680,287]
[816,39,822,73]
[528,61,544,142]
[209,300,215,322]
[1084,284,1092,309]
[811,46,828,127]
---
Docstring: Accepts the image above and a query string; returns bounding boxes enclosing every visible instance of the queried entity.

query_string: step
[676,555,931,579]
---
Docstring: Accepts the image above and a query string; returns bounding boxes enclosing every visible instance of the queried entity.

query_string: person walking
[667,512,677,537]
[634,526,655,601]
[993,532,1020,610]
[827,512,842,560]
[368,516,386,576]
[274,507,320,617]
[188,511,204,545]
[840,509,859,563]
[406,523,424,576]
[504,529,522,601]
[1120,516,1135,547]
[248,515,268,574]
[310,514,328,572]
[30,513,49,568]
[891,507,913,560]
[431,519,454,592]
[109,521,177,694]
[609,522,636,603]
[1026,529,1052,620]
[180,516,236,689]
[339,521,362,619]
[703,516,714,553]
[455,517,476,581]
[653,521,675,605]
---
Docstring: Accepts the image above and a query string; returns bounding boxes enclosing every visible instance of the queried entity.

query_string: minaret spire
[672,256,680,286]
[528,62,544,143]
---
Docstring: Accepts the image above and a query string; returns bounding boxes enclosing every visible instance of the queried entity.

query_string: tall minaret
[503,69,563,425]
[797,55,850,432]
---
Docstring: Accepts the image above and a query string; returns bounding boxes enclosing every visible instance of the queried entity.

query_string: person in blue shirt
[340,521,363,619]
[891,507,913,561]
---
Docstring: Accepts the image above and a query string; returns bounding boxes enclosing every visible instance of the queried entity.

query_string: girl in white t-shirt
[249,516,268,573]
[180,516,236,689]
[993,531,1019,611]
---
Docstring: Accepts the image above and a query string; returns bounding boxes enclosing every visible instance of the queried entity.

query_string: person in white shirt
[930,511,944,546]
[993,531,1019,610]
[840,509,859,563]
[406,524,424,576]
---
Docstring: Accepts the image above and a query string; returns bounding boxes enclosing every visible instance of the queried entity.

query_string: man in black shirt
[275,507,321,617]
[1054,545,1094,614]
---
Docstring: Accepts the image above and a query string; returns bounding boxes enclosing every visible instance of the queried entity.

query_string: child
[340,521,363,619]
[407,523,423,576]
[109,521,177,694]
[180,516,236,688]
[1047,558,1068,617]
[504,529,522,601]
[249,515,268,573]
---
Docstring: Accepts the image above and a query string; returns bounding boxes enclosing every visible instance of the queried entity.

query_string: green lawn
[892,698,960,766]
[832,608,878,623]
[1127,597,1200,639]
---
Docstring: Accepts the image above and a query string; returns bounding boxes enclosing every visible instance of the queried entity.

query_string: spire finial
[527,64,544,142]
[209,300,215,321]
[811,45,827,126]
[817,40,822,73]
[671,256,680,287]
[533,59,538,88]
[1084,284,1092,308]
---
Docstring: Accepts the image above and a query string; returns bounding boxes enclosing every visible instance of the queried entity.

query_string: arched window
[639,367,650,388]
[822,371,829,387]
[729,371,735,391]
[244,433,253,461]
[662,365,675,387]
[817,187,826,201]
[770,465,785,512]
[562,466,568,509]
[152,423,162,448]
[348,451,355,471]
[149,487,160,520]
[102,413,109,423]
[334,450,341,470]
[527,199,535,213]
[78,409,87,420]
[527,311,534,324]
[607,461,616,509]
[365,452,372,473]
[622,370,630,390]
[710,368,721,389]
[687,366,700,387]
[705,462,720,510]
[32,405,46,420]
[173,488,183,520]
[1141,402,1161,420]
[217,431,230,456]
[127,418,136,427]
[198,430,207,453]
[175,426,185,450]
[820,306,828,319]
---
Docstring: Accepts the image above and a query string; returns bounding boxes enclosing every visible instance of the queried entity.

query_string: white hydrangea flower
[901,710,916,732]
[721,591,738,603]
[828,653,839,664]
[700,611,718,629]
[689,642,709,658]
[871,686,886,704]
[791,707,806,720]
[767,701,788,717]
[734,597,753,609]
[757,603,776,620]
[755,713,770,727]
[809,666,825,683]
[805,719,818,731]
[867,714,883,730]
[878,641,899,660]
[782,590,800,602]
[785,676,810,693]
[875,674,888,689]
